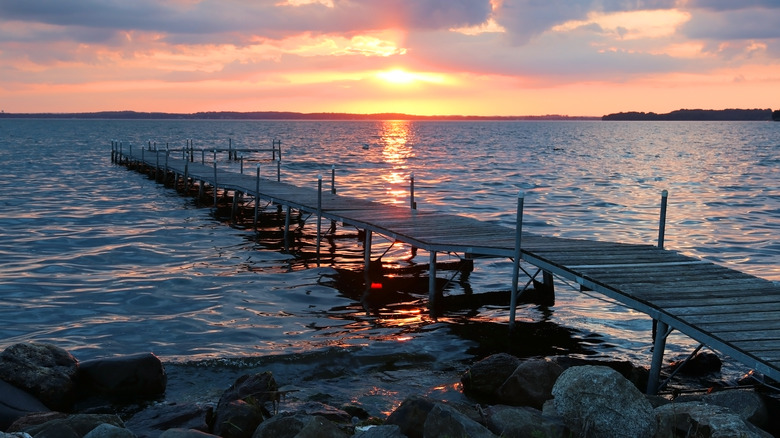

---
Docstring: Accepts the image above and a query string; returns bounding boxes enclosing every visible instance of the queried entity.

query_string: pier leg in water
[531,271,556,306]
[429,250,437,318]
[509,191,525,330]
[647,320,670,395]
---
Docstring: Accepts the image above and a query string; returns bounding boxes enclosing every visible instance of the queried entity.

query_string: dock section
[112,144,780,394]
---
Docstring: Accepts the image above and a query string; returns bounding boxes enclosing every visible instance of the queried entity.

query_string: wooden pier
[112,143,780,395]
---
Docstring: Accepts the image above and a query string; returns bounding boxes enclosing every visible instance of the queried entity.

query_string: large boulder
[496,357,564,409]
[124,401,213,437]
[551,365,656,438]
[422,403,495,438]
[250,413,347,438]
[483,404,568,438]
[212,400,264,438]
[0,343,79,411]
[78,353,167,399]
[0,379,50,431]
[216,372,278,417]
[461,353,521,400]
[8,413,125,438]
[383,396,437,438]
[655,401,771,438]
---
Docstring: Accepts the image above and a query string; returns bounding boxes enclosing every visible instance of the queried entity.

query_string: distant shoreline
[602,108,775,121]
[0,110,598,121]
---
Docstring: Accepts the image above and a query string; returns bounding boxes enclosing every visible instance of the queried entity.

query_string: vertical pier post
[428,250,437,316]
[509,191,525,329]
[254,164,261,228]
[213,150,218,207]
[316,175,323,265]
[331,165,336,194]
[283,205,292,253]
[276,160,281,182]
[364,230,373,276]
[658,189,668,249]
[410,172,417,210]
[648,320,669,395]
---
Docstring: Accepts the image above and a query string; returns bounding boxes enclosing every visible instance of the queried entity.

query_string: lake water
[0,119,778,414]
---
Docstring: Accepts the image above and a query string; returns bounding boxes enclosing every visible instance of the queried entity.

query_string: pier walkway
[113,144,780,394]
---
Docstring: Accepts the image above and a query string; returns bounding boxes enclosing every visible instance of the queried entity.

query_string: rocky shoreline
[1,342,778,437]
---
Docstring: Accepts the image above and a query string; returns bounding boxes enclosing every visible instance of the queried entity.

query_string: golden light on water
[380,120,415,205]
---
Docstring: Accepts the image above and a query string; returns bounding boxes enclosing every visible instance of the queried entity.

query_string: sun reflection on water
[379,120,415,204]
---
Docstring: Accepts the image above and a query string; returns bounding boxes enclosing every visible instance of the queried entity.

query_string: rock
[250,413,348,438]
[422,403,495,438]
[0,432,34,438]
[6,412,67,433]
[461,353,521,400]
[551,365,656,438]
[159,429,217,438]
[703,389,769,428]
[124,402,212,438]
[78,353,167,399]
[279,401,351,424]
[217,372,278,419]
[9,414,125,438]
[383,396,436,438]
[159,430,219,438]
[483,404,568,438]
[496,357,564,409]
[212,400,263,438]
[82,423,136,438]
[0,379,51,430]
[352,424,405,438]
[655,401,772,438]
[0,343,79,410]
[669,351,722,375]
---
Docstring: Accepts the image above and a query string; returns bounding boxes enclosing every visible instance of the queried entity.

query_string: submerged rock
[383,396,436,438]
[483,404,568,438]
[423,403,495,438]
[0,343,79,411]
[250,412,347,438]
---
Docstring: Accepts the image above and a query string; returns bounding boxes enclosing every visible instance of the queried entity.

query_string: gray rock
[352,425,405,438]
[383,395,436,438]
[551,365,656,438]
[10,414,124,438]
[483,404,568,438]
[212,400,263,438]
[78,353,167,399]
[461,353,520,400]
[703,389,769,428]
[278,401,351,424]
[497,357,564,409]
[0,343,79,410]
[82,423,136,438]
[124,402,212,438]
[217,372,278,419]
[0,432,33,438]
[158,430,219,438]
[422,403,495,438]
[0,379,50,430]
[251,413,347,438]
[655,401,772,438]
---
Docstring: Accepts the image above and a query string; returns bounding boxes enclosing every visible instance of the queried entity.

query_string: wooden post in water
[330,165,337,233]
[363,229,373,277]
[276,159,281,182]
[658,189,668,249]
[509,191,525,330]
[428,250,437,317]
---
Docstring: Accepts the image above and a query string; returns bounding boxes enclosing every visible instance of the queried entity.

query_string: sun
[377,68,417,85]
[375,68,448,87]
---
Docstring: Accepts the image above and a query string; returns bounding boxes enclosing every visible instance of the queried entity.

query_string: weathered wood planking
[118,146,780,386]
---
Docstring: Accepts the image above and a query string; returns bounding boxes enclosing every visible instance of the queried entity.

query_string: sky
[0,0,779,117]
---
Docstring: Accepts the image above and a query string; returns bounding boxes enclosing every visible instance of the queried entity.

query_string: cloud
[681,7,780,40]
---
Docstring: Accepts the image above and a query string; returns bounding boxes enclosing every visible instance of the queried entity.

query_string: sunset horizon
[1,1,778,117]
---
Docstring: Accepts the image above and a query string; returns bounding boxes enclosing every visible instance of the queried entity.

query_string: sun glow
[376,69,445,85]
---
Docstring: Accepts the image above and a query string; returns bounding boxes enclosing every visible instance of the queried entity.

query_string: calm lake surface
[0,119,778,412]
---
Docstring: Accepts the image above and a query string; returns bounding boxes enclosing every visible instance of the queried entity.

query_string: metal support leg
[647,320,670,395]
[363,230,373,274]
[509,191,525,329]
[429,250,437,316]
[283,205,291,253]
